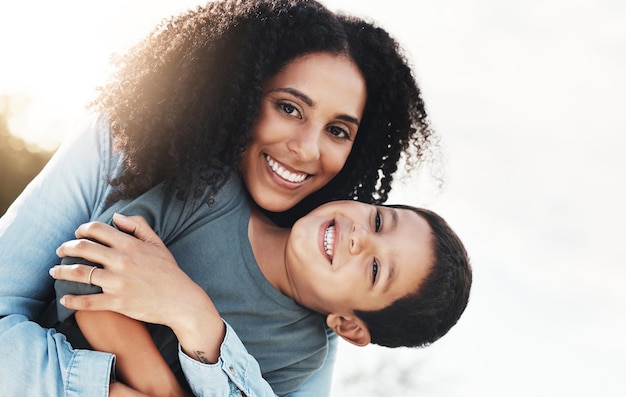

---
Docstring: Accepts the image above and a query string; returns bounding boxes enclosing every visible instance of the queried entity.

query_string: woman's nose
[287,127,321,162]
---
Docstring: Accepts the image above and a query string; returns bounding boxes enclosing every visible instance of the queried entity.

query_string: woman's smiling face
[284,201,435,317]
[239,52,366,213]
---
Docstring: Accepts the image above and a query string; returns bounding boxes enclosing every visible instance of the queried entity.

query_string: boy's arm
[75,310,190,397]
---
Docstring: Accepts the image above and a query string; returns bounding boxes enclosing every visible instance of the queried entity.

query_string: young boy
[50,171,472,396]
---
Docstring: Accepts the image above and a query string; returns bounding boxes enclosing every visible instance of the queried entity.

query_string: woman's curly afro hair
[91,0,436,224]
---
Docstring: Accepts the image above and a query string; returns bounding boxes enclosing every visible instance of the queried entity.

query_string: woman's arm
[0,114,120,396]
[53,214,228,365]
[51,215,274,396]
[52,214,336,396]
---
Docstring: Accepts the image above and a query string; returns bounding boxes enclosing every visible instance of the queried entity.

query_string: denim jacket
[0,113,336,396]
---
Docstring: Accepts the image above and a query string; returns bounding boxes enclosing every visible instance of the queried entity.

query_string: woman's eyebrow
[336,114,360,127]
[268,87,360,127]
[268,87,313,106]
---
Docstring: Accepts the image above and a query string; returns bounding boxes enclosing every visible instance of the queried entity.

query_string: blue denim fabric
[0,113,335,396]
[0,114,118,396]
[179,324,338,397]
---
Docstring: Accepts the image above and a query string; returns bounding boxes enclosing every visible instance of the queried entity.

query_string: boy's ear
[326,313,371,347]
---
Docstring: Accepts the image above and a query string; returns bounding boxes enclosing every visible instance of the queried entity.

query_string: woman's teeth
[265,155,307,183]
[324,224,335,259]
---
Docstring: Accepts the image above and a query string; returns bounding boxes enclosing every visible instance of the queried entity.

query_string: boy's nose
[348,223,369,255]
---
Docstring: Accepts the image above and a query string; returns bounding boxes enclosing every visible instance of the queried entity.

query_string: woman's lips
[264,154,309,184]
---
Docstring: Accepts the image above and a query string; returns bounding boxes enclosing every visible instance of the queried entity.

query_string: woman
[0,0,436,395]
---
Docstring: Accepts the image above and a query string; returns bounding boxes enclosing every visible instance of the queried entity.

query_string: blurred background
[1,1,624,395]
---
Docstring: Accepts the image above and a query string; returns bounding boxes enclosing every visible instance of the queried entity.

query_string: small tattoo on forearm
[194,350,211,364]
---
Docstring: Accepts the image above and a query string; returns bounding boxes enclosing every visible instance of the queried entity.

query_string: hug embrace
[0,1,472,396]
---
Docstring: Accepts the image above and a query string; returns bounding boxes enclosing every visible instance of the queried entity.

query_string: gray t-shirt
[55,172,328,395]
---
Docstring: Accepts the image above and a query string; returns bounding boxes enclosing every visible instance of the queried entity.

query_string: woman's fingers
[50,214,211,326]
[73,220,133,249]
[58,215,167,268]
[50,265,125,313]
[55,238,114,268]
[59,292,125,314]
[72,214,165,249]
[49,264,111,289]
[49,265,112,311]
[112,213,165,247]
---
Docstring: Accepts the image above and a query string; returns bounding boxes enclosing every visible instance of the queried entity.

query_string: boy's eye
[372,259,379,284]
[374,210,382,232]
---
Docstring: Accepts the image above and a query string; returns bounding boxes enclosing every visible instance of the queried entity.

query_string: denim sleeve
[179,321,336,397]
[179,321,275,397]
[0,114,120,396]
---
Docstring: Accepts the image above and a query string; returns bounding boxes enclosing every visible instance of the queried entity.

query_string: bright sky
[0,0,201,149]
[1,1,625,396]
[0,0,407,150]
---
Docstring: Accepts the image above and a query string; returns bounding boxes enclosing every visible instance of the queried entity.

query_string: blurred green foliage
[0,97,55,216]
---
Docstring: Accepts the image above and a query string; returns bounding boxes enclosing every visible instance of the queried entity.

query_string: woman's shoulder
[190,168,246,212]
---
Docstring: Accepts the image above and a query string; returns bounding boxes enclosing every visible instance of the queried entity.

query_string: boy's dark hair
[91,0,435,224]
[354,205,472,348]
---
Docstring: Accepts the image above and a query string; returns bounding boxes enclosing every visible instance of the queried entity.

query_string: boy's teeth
[324,225,335,258]
[266,155,307,183]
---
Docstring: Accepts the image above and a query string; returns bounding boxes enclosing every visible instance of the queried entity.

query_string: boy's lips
[322,220,336,264]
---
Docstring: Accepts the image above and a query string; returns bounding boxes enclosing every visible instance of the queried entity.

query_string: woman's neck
[248,207,293,298]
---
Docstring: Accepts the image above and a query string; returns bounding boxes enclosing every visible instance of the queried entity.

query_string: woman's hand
[50,214,225,363]
[51,214,202,326]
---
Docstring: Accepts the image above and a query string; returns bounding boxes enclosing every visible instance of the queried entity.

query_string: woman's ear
[326,313,371,347]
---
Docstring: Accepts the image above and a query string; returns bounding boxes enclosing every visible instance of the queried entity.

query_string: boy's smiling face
[284,201,434,317]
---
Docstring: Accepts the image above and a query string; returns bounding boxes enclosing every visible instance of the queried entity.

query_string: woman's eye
[372,259,379,284]
[278,102,301,118]
[327,125,351,140]
[374,210,382,232]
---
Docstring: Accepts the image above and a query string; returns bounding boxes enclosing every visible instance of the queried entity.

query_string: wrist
[169,295,225,364]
